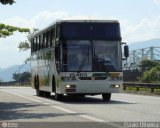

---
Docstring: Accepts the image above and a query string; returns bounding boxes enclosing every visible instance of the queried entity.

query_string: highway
[0,87,160,127]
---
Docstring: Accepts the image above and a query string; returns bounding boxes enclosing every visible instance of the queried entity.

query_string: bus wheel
[35,76,44,97]
[45,92,51,97]
[55,93,63,101]
[36,89,44,97]
[102,93,111,101]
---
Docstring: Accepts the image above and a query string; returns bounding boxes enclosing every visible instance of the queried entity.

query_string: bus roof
[32,19,120,38]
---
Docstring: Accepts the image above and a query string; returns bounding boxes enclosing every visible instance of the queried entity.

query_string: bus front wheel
[102,93,111,101]
[55,93,63,101]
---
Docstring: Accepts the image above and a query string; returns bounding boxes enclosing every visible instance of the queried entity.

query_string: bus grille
[78,77,107,80]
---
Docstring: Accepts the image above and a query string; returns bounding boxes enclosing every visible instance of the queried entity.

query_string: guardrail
[0,82,31,87]
[123,82,160,93]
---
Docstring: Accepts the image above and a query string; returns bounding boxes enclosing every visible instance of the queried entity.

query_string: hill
[129,38,160,51]
[0,64,30,82]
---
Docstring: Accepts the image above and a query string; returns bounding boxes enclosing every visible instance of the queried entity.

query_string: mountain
[0,64,30,82]
[129,38,160,51]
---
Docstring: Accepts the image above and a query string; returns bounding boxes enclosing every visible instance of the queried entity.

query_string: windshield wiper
[78,54,88,72]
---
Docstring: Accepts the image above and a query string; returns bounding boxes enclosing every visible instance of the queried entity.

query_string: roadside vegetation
[138,60,160,83]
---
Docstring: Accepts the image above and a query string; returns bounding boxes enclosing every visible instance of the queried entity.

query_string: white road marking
[112,99,135,104]
[51,105,105,122]
[80,115,106,122]
[51,105,76,113]
[0,89,106,122]
[42,102,50,105]
[0,89,42,103]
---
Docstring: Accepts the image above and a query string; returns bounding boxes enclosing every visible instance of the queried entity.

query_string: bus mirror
[124,45,129,58]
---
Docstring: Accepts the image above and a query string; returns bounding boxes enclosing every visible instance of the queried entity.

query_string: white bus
[31,20,129,101]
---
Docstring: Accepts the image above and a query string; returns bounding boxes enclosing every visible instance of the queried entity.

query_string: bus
[31,20,129,101]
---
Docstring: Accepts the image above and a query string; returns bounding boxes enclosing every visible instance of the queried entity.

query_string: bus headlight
[66,85,71,88]
[111,84,120,88]
[65,85,76,92]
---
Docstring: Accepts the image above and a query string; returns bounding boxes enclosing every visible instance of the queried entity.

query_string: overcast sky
[0,0,160,68]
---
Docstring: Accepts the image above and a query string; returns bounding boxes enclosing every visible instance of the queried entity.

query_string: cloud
[1,10,160,68]
[153,0,160,4]
[121,16,160,43]
[3,10,160,43]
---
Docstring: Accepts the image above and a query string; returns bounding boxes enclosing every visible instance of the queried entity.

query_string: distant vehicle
[31,20,129,101]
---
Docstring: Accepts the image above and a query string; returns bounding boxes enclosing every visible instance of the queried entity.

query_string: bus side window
[31,39,34,53]
[41,34,44,49]
[48,30,51,47]
[43,33,46,48]
[50,29,53,46]
[39,35,41,50]
[46,31,49,48]
[55,44,61,73]
[37,36,39,50]
[51,28,55,46]
[55,44,60,60]
[33,37,37,52]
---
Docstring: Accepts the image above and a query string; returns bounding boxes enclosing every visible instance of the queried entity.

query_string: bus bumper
[60,81,123,94]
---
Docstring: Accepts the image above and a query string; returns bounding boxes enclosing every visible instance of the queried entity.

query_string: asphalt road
[0,87,160,128]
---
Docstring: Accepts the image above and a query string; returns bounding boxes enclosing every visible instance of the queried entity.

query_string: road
[0,87,160,128]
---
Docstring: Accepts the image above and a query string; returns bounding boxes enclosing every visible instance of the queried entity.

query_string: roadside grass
[124,87,160,95]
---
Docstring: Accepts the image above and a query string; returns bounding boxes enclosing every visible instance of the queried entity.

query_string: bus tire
[44,92,51,97]
[55,93,63,101]
[35,76,44,97]
[52,76,56,92]
[102,93,111,101]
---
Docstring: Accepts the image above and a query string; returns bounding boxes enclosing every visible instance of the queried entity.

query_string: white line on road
[51,105,106,122]
[0,89,105,122]
[112,99,136,104]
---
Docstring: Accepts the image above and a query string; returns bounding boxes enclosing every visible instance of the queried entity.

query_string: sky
[0,0,160,68]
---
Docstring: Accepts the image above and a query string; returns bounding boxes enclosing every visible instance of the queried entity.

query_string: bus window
[37,36,39,50]
[48,30,51,47]
[39,35,41,50]
[55,44,61,73]
[51,28,55,46]
[46,31,49,48]
[43,33,46,48]
[50,29,53,46]
[31,39,34,53]
[34,38,37,51]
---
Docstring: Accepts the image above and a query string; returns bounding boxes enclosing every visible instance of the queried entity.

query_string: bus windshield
[62,40,121,72]
[93,41,121,72]
[62,41,92,72]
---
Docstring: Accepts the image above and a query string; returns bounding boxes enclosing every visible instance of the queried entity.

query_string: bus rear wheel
[35,76,44,97]
[36,90,44,97]
[102,93,111,101]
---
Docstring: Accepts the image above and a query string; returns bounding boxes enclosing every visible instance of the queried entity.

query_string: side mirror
[124,45,129,58]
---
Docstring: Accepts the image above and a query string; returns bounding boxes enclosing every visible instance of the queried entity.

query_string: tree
[18,28,39,51]
[139,60,158,71]
[139,62,160,83]
[0,24,29,38]
[0,0,30,38]
[0,0,15,5]
[12,72,31,82]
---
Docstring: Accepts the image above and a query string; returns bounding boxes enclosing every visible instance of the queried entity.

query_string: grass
[124,87,160,96]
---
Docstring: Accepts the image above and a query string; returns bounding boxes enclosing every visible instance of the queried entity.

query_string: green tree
[139,60,159,71]
[0,0,30,38]
[139,62,160,83]
[12,72,31,82]
[0,0,15,5]
[18,28,39,51]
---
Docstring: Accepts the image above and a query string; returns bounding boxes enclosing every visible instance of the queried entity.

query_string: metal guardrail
[0,82,31,87]
[1,82,160,93]
[123,82,160,93]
